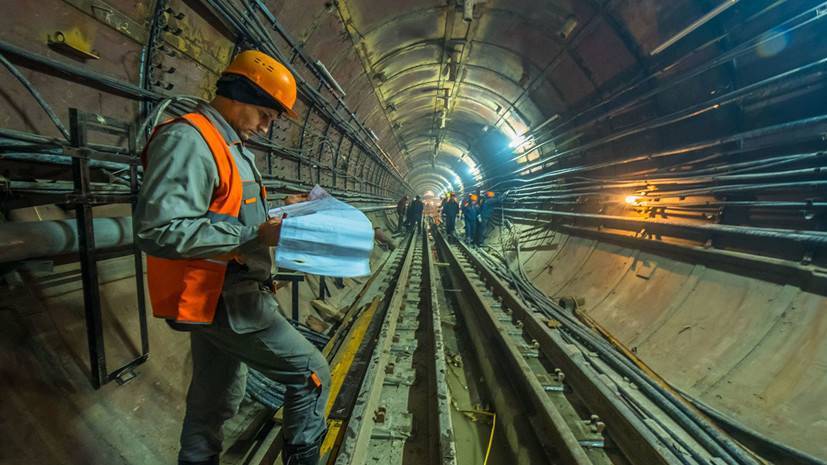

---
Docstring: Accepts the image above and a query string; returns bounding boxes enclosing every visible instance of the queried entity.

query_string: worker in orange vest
[134,50,329,465]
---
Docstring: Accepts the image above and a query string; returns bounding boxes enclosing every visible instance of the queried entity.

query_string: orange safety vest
[141,112,245,324]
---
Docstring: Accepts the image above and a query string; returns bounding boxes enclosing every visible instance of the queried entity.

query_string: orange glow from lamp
[625,195,640,205]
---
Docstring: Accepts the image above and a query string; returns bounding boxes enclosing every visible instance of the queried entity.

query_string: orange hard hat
[486,191,495,198]
[470,194,478,201]
[223,50,299,118]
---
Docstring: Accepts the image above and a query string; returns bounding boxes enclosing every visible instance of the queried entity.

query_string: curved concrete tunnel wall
[323,0,827,458]
[485,224,827,459]
[0,0,826,463]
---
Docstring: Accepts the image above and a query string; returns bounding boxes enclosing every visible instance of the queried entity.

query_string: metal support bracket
[273,271,305,321]
[69,108,149,389]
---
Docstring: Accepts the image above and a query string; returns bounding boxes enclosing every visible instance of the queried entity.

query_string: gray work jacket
[134,103,278,334]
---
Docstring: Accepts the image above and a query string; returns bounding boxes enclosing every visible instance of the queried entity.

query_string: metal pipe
[651,0,740,55]
[0,39,159,100]
[545,2,824,148]
[0,217,133,264]
[487,112,827,192]
[504,207,827,246]
[235,0,407,182]
[508,58,827,174]
[472,4,827,189]
[1,151,132,171]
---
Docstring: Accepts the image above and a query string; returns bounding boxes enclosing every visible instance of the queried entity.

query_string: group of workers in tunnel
[394,190,499,246]
[457,190,498,246]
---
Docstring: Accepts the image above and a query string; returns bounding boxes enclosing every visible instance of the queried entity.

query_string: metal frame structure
[69,108,149,389]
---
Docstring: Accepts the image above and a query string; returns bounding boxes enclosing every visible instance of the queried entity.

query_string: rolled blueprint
[269,186,374,277]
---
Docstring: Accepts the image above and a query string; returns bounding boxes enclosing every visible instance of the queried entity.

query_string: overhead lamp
[314,60,346,96]
[463,0,476,22]
[625,195,641,205]
[559,16,578,40]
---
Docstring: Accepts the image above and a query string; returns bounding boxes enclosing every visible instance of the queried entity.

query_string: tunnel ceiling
[328,0,653,193]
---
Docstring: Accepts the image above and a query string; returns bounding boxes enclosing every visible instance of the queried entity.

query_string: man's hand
[259,214,286,247]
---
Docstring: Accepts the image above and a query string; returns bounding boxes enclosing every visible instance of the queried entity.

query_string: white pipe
[0,217,133,264]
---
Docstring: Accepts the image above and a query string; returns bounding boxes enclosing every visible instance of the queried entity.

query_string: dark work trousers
[475,218,487,246]
[445,215,456,236]
[464,217,476,243]
[397,211,405,231]
[179,307,330,463]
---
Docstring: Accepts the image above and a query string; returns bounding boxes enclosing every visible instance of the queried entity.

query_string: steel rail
[435,227,764,465]
[432,228,681,465]
[333,229,456,465]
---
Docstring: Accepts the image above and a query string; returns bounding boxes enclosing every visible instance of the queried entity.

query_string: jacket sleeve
[133,123,259,259]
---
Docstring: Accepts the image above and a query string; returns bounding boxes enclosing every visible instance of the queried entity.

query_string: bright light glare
[625,195,640,205]
[509,135,526,149]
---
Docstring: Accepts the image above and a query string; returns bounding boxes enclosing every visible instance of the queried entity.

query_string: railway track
[329,227,457,465]
[321,223,768,465]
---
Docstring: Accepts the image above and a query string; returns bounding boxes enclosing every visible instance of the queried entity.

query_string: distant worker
[462,194,478,244]
[395,195,408,232]
[476,191,498,246]
[134,50,329,465]
[406,195,424,232]
[442,193,460,239]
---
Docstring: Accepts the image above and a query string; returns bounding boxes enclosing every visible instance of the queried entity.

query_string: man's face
[229,102,283,141]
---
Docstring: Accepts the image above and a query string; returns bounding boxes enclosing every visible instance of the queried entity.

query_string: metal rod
[651,0,740,56]
[504,207,827,246]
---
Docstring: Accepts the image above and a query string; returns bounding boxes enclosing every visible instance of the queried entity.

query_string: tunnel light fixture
[314,59,347,96]
[369,129,379,141]
[463,0,476,22]
[559,16,578,41]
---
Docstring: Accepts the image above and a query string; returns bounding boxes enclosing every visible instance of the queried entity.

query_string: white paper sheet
[269,186,374,277]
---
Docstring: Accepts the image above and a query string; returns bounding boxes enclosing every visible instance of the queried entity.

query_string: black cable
[0,52,71,141]
[462,233,762,465]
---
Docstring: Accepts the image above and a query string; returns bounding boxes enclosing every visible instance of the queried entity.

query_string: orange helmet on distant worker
[486,191,495,198]
[470,194,478,201]
[223,50,299,118]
